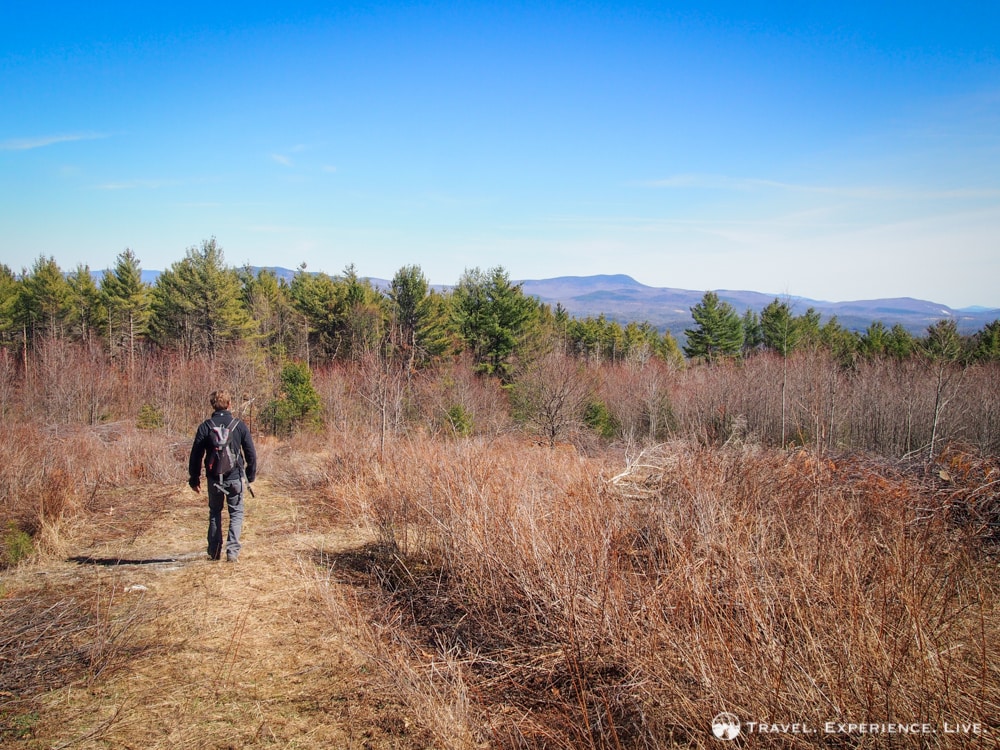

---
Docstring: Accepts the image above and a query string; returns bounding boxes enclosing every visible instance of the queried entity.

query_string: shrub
[444,404,473,437]
[314,436,999,747]
[265,361,322,435]
[583,399,618,439]
[136,403,165,429]
[1,522,33,568]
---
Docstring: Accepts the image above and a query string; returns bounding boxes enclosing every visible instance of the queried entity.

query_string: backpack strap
[205,416,239,436]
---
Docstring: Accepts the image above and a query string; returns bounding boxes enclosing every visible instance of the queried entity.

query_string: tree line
[3,241,997,372]
[0,240,683,377]
[2,240,998,455]
[683,290,1000,365]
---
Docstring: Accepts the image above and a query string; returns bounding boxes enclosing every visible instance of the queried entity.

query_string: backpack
[205,418,240,478]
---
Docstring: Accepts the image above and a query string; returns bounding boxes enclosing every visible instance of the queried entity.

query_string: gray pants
[207,476,244,560]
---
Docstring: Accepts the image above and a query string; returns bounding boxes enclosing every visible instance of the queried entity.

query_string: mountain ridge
[516,275,998,337]
[121,268,998,336]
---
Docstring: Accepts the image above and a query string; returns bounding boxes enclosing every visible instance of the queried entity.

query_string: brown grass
[2,408,998,748]
[306,431,1000,748]
[0,451,437,748]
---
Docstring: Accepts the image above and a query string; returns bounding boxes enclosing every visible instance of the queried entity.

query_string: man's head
[210,390,232,411]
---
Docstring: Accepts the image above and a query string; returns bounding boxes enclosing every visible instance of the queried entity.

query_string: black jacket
[188,410,257,483]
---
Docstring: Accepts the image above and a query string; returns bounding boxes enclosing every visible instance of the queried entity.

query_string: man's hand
[188,477,201,493]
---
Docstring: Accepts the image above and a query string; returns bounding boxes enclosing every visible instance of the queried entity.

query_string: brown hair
[210,390,232,410]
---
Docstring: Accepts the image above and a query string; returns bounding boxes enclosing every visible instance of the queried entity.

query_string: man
[188,389,257,562]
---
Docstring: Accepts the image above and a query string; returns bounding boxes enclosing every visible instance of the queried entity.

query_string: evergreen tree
[388,264,447,368]
[742,308,763,354]
[683,291,744,362]
[415,289,453,362]
[565,315,603,359]
[886,324,915,359]
[149,238,253,358]
[620,321,654,361]
[266,360,322,434]
[240,267,297,358]
[819,316,856,363]
[99,249,151,367]
[287,265,385,362]
[858,321,890,358]
[65,264,102,343]
[288,267,343,362]
[16,256,71,344]
[451,266,538,381]
[795,307,823,350]
[760,298,799,356]
[922,319,963,363]
[971,320,1000,362]
[340,264,386,358]
[656,330,685,368]
[0,265,21,350]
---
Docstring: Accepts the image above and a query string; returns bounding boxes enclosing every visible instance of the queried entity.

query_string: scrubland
[1,344,998,747]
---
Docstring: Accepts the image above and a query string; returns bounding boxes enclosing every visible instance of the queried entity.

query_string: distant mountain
[110,267,999,337]
[518,275,999,338]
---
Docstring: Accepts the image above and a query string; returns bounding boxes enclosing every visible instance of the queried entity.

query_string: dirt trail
[5,480,432,750]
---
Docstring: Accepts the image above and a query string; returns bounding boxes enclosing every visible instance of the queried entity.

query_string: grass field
[1,423,999,748]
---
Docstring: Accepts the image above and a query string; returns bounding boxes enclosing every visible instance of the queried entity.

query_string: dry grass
[3,413,998,748]
[304,431,1000,748]
[1,462,437,749]
[0,422,183,557]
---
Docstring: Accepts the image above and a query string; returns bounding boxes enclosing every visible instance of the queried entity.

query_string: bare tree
[923,320,965,462]
[511,351,594,447]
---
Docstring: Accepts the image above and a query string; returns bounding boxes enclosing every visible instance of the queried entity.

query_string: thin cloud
[246,224,309,234]
[92,179,175,190]
[271,154,293,166]
[0,132,108,151]
[640,173,1000,200]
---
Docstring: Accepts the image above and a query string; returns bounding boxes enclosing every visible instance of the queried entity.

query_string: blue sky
[2,1,998,308]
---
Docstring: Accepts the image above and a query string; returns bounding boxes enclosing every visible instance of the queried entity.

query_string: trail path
[6,480,432,750]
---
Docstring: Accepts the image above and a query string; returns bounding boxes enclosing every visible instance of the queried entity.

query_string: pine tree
[972,320,1000,362]
[741,309,763,354]
[99,249,151,368]
[339,264,386,359]
[886,324,915,359]
[0,265,17,350]
[451,266,538,381]
[16,256,71,344]
[858,321,890,358]
[288,268,343,362]
[683,291,744,362]
[760,298,799,356]
[149,238,253,358]
[240,267,297,358]
[389,264,447,369]
[657,330,685,368]
[819,316,856,363]
[66,265,102,344]
[266,361,322,435]
[795,308,823,350]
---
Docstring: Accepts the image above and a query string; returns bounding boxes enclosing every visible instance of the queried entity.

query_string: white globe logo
[712,713,741,740]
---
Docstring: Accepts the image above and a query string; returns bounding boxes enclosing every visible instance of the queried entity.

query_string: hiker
[188,389,257,562]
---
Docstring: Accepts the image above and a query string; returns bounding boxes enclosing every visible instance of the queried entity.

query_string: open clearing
[0,479,435,749]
